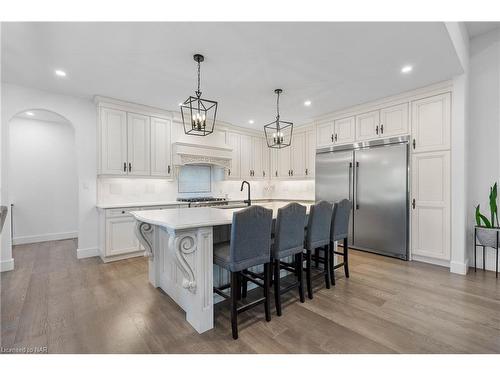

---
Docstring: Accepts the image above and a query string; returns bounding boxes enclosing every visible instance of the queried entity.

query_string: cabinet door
[127,113,151,176]
[270,148,279,179]
[290,132,307,178]
[277,146,292,178]
[252,136,265,179]
[226,132,241,179]
[261,140,270,179]
[334,116,355,144]
[305,129,316,178]
[380,103,409,137]
[106,216,140,256]
[411,93,451,153]
[411,151,450,260]
[356,110,380,141]
[150,117,172,177]
[316,121,334,148]
[100,108,127,175]
[240,135,252,179]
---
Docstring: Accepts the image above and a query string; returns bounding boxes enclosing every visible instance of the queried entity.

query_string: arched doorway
[8,109,78,246]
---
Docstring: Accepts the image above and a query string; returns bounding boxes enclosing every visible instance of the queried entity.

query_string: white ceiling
[466,22,500,38]
[2,22,462,129]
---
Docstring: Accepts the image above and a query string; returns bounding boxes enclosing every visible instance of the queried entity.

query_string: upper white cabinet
[334,117,356,144]
[240,134,252,179]
[226,132,270,180]
[356,110,380,141]
[226,131,241,179]
[278,145,292,178]
[411,151,450,260]
[150,117,172,177]
[127,113,151,176]
[100,108,128,175]
[305,129,316,177]
[290,132,307,178]
[380,103,409,137]
[316,121,335,148]
[411,93,451,153]
[252,136,268,179]
[270,129,315,179]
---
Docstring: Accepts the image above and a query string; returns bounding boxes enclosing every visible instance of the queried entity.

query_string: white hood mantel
[172,141,232,169]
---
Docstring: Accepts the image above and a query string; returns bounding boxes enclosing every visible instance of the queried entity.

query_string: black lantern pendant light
[264,89,293,149]
[180,54,218,136]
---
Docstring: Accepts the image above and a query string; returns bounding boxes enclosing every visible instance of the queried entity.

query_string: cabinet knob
[375,125,379,135]
[331,134,334,142]
[412,139,416,149]
[123,162,127,172]
[128,163,132,172]
[167,165,171,174]
[380,124,384,134]
[412,199,416,209]
[305,168,308,175]
[228,169,231,176]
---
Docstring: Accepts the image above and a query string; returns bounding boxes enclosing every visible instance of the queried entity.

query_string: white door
[306,129,316,178]
[150,117,172,177]
[356,110,380,141]
[334,116,355,144]
[278,146,292,178]
[226,132,241,179]
[380,103,409,137]
[240,135,252,179]
[127,113,151,176]
[411,93,451,153]
[106,216,140,256]
[252,137,264,179]
[316,121,334,148]
[291,132,307,178]
[411,151,450,260]
[100,108,127,175]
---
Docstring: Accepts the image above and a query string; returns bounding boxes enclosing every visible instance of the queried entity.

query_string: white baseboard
[77,247,100,259]
[0,258,15,272]
[411,254,450,268]
[450,259,469,275]
[13,231,78,245]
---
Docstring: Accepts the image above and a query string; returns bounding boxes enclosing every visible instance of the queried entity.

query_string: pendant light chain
[276,90,280,121]
[196,59,201,98]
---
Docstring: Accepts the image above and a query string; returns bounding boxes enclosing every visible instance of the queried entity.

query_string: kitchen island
[131,202,314,334]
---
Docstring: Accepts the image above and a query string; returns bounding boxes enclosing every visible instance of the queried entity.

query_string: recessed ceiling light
[248,120,255,124]
[304,100,312,106]
[401,65,413,74]
[178,102,183,106]
[55,69,67,77]
[26,111,34,116]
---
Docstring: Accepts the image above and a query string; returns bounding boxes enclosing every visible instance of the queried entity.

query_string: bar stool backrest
[331,199,352,241]
[229,205,273,271]
[305,200,333,250]
[273,203,307,259]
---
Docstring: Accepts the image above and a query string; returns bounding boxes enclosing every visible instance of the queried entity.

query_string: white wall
[467,28,500,271]
[9,116,78,244]
[1,83,98,267]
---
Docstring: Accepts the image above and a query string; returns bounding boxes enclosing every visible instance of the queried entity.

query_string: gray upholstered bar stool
[272,203,307,316]
[213,205,273,340]
[304,200,333,299]
[329,199,352,285]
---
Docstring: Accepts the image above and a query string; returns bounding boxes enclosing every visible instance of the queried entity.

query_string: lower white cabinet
[411,151,450,261]
[106,216,140,257]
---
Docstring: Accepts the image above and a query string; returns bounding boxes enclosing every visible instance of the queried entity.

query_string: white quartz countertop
[131,201,312,231]
[96,198,313,209]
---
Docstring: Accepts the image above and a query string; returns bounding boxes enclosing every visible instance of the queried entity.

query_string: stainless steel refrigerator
[316,136,409,260]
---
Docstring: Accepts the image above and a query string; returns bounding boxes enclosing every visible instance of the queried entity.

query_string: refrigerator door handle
[348,162,353,201]
[355,161,360,209]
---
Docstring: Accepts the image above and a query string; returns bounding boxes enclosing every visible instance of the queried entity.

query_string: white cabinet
[380,103,408,137]
[100,108,127,175]
[252,137,268,179]
[411,93,451,153]
[278,145,292,178]
[150,117,172,177]
[334,117,356,144]
[240,135,252,179]
[226,132,241,179]
[316,121,334,148]
[127,113,151,176]
[305,129,316,178]
[105,216,140,257]
[290,132,307,178]
[356,110,380,141]
[411,151,450,261]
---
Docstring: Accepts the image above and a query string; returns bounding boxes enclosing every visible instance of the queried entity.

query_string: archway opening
[9,109,78,246]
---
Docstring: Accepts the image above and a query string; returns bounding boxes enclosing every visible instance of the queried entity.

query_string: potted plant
[475,182,500,248]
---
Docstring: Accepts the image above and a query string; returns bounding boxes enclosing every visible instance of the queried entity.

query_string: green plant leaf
[490,182,498,227]
[476,204,492,227]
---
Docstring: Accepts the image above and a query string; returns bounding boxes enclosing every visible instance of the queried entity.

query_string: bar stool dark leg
[263,263,271,321]
[296,252,305,303]
[343,237,350,278]
[241,269,248,299]
[306,249,313,299]
[314,248,320,268]
[230,272,239,340]
[324,245,331,289]
[274,258,282,316]
[329,242,335,286]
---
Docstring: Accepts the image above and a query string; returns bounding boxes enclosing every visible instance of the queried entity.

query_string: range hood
[172,141,232,169]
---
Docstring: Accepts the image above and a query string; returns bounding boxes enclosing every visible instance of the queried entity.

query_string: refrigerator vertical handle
[355,161,360,209]
[348,162,353,201]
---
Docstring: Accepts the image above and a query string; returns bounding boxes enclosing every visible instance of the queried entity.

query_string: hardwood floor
[1,239,499,353]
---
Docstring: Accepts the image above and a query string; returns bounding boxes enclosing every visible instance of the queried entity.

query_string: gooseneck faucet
[240,180,251,206]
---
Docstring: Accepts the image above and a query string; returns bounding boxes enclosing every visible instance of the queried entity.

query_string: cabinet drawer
[106,207,141,218]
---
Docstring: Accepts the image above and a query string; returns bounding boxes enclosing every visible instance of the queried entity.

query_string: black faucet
[240,180,251,206]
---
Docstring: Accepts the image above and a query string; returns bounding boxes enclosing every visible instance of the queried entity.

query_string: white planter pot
[475,226,500,248]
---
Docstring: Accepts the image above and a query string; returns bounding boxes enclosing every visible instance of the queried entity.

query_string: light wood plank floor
[1,239,499,353]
